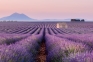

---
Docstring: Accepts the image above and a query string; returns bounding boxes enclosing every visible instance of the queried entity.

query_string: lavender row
[63,51,93,62]
[1,22,93,34]
[57,34,93,50]
[46,28,93,35]
[0,34,43,62]
[0,22,45,34]
[0,33,29,45]
[45,34,90,62]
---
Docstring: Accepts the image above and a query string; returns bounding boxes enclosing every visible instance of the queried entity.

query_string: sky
[0,0,93,20]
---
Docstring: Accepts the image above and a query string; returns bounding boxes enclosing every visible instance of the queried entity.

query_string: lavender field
[0,22,93,62]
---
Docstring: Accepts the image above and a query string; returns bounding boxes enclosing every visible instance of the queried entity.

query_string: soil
[36,42,47,62]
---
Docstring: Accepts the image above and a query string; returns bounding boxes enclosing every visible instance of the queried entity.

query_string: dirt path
[36,42,47,62]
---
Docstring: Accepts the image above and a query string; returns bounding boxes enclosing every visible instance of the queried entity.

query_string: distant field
[0,22,93,62]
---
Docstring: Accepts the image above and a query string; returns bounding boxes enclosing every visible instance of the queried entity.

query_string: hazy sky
[0,0,93,20]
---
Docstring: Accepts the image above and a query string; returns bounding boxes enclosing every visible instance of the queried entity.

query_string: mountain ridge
[0,13,34,21]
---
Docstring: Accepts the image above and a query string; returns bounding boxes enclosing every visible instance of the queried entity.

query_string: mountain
[43,19,64,21]
[42,19,70,22]
[41,18,87,22]
[0,13,34,21]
